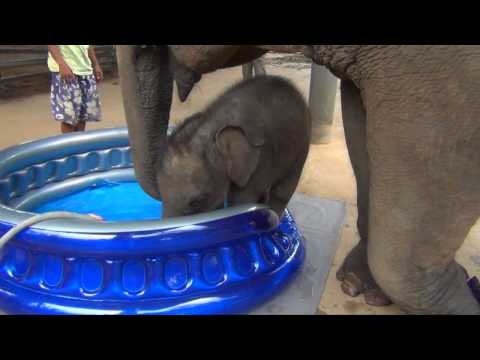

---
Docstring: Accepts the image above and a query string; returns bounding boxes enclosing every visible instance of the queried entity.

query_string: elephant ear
[213,97,266,147]
[215,126,262,188]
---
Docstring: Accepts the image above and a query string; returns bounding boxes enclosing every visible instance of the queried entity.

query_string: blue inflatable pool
[0,128,305,315]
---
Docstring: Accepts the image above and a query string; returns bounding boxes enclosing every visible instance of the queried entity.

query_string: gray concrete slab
[251,193,346,315]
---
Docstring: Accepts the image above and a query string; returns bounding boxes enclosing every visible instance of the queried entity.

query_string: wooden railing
[0,45,117,89]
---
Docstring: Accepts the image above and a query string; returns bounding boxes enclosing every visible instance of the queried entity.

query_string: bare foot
[337,242,392,307]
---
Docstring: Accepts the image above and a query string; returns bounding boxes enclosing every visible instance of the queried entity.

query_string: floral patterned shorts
[50,73,101,126]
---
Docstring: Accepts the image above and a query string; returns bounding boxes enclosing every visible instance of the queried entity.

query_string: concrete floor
[0,55,478,315]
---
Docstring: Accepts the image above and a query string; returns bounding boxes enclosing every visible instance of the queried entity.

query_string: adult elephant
[116,45,480,315]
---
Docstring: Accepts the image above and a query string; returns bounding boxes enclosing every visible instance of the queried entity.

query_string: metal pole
[308,63,339,144]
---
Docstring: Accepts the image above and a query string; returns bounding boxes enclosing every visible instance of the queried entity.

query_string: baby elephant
[158,76,311,218]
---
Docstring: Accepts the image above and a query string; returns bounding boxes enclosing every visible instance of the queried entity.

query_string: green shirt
[48,45,93,76]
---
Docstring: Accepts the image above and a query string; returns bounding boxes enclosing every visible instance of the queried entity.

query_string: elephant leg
[230,151,308,217]
[269,149,310,218]
[242,63,254,80]
[368,176,480,314]
[242,60,266,80]
[253,60,266,76]
[336,80,392,306]
[366,118,480,315]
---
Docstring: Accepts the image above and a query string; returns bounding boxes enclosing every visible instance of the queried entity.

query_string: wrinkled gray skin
[117,45,480,315]
[157,76,310,218]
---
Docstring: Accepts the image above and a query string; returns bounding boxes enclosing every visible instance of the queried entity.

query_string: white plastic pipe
[0,212,102,250]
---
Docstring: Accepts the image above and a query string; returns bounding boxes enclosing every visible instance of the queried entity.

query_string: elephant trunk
[117,45,173,200]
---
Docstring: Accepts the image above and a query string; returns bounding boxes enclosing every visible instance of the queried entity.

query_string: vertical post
[308,63,339,144]
[242,59,266,80]
[111,45,118,78]
[242,62,254,80]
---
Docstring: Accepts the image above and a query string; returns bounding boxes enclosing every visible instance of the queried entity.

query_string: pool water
[33,181,163,222]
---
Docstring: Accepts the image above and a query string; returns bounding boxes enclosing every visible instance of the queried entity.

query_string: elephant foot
[336,243,392,307]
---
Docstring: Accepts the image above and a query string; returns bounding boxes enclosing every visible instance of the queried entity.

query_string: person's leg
[51,73,82,133]
[61,122,77,133]
[77,74,102,132]
[51,73,74,133]
[76,121,86,132]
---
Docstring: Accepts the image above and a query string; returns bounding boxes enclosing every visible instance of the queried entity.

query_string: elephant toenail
[341,273,364,297]
[364,289,392,307]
